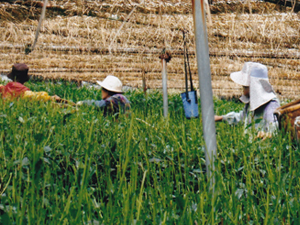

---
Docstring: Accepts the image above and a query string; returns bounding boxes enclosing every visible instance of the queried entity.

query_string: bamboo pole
[192,0,217,191]
[26,0,49,54]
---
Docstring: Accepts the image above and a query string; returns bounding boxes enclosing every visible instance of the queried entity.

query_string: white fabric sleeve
[81,99,106,108]
[222,111,244,125]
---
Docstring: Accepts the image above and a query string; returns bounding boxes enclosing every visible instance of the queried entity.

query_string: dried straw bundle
[0,0,299,99]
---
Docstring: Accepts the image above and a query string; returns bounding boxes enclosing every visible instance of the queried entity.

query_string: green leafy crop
[0,81,299,224]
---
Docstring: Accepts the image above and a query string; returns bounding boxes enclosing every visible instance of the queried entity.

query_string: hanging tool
[180,29,199,119]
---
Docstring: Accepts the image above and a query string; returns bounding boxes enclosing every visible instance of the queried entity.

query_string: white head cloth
[230,62,277,111]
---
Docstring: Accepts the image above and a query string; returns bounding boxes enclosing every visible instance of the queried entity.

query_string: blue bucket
[181,90,199,119]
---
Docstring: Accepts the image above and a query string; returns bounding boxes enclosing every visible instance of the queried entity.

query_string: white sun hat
[230,62,253,86]
[96,75,123,93]
[248,62,277,111]
[233,62,278,111]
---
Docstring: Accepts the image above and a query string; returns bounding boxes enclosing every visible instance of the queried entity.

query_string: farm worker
[214,62,280,139]
[76,75,131,117]
[0,63,62,102]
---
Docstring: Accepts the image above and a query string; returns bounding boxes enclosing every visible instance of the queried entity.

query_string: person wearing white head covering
[215,62,280,137]
[76,75,131,117]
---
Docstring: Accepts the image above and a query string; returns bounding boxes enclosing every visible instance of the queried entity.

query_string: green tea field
[0,81,299,224]
[1,0,300,224]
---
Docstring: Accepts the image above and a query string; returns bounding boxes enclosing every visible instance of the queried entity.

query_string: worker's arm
[214,115,223,122]
[215,111,244,123]
[76,99,106,108]
[23,91,69,103]
[23,90,52,101]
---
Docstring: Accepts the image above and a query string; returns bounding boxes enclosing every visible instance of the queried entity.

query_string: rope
[108,0,145,53]
[183,31,189,99]
[182,29,194,101]
[185,38,194,92]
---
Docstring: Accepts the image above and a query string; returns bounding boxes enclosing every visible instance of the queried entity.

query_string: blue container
[181,90,199,119]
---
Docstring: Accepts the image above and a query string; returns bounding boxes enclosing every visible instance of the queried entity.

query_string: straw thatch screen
[0,0,299,99]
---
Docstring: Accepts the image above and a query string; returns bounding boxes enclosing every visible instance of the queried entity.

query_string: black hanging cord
[186,41,194,92]
[183,31,189,101]
[182,29,194,101]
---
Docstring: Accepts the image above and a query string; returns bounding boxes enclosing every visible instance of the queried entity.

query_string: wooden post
[142,68,147,96]
[159,50,172,118]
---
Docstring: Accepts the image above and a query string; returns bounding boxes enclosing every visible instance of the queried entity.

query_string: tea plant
[0,81,299,224]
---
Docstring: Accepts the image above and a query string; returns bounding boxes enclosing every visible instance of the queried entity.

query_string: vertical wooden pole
[142,68,147,96]
[162,59,168,118]
[160,51,172,118]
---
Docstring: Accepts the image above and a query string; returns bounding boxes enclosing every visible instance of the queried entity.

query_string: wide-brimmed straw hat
[7,63,30,83]
[96,75,123,93]
[230,62,253,86]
